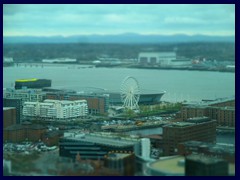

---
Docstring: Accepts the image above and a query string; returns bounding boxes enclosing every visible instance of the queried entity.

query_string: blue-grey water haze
[3,66,235,102]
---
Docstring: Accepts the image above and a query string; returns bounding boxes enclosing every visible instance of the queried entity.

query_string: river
[3,65,235,102]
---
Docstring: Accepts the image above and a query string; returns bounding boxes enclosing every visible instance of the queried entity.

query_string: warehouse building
[138,52,176,65]
[138,52,191,67]
[162,117,216,156]
[181,97,235,127]
[3,121,47,143]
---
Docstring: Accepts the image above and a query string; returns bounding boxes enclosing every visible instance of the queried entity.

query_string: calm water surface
[3,66,235,102]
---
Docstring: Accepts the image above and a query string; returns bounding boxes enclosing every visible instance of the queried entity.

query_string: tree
[124,108,136,119]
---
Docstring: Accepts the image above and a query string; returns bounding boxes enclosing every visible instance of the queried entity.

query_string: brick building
[3,98,22,124]
[162,117,216,156]
[3,122,47,143]
[216,107,235,127]
[181,97,235,127]
[181,105,207,120]
[3,107,17,128]
[42,131,63,146]
[181,105,235,127]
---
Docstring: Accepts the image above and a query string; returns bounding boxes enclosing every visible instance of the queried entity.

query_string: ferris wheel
[120,76,140,110]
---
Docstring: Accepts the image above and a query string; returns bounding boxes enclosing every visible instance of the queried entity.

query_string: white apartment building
[39,102,57,118]
[23,99,88,119]
[23,102,40,117]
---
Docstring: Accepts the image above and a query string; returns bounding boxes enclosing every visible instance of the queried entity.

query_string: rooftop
[5,88,45,94]
[183,96,235,107]
[64,132,139,148]
[180,141,235,156]
[165,117,214,128]
[186,116,211,123]
[149,156,184,175]
[186,154,227,164]
[166,122,194,128]
[148,155,235,176]
[3,107,15,110]
[4,124,46,131]
[68,135,137,148]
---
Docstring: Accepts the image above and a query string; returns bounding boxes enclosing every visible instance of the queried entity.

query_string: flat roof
[186,154,226,164]
[65,134,138,148]
[183,97,235,107]
[165,118,215,128]
[166,122,194,128]
[4,124,46,131]
[148,155,235,176]
[149,156,184,175]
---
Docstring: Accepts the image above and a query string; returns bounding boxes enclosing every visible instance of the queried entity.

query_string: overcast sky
[3,4,235,37]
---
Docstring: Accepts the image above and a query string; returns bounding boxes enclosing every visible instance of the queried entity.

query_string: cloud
[3,4,235,36]
[164,17,207,24]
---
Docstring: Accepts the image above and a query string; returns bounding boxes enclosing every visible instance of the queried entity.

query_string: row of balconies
[23,107,88,118]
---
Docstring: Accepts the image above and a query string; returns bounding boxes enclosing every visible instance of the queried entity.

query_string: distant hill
[3,33,235,44]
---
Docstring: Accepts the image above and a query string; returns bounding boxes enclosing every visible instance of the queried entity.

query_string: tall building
[3,107,16,128]
[162,117,216,156]
[3,98,22,124]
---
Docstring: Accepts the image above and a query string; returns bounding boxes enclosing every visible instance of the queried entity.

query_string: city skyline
[3,4,235,37]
